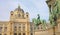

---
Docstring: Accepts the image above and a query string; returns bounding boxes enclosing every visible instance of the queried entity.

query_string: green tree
[49,14,57,35]
[49,1,59,35]
[41,19,47,30]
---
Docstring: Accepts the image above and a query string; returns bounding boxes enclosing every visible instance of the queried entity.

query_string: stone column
[2,24,4,35]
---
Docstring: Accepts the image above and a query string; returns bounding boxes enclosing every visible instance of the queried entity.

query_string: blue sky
[0,0,49,22]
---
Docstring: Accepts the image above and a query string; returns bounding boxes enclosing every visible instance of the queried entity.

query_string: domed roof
[14,5,21,11]
[14,5,24,13]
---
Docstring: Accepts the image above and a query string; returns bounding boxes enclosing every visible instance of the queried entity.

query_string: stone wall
[35,27,58,35]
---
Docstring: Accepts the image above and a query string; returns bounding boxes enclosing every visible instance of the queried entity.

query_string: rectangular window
[14,26,17,31]
[23,24,25,31]
[23,33,25,35]
[4,27,7,32]
[19,33,21,35]
[14,33,17,35]
[31,27,33,31]
[19,26,21,31]
[0,34,2,35]
[0,27,2,32]
[19,24,21,31]
[31,33,33,35]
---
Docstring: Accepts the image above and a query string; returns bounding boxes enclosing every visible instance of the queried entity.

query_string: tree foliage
[49,1,59,27]
[41,19,47,30]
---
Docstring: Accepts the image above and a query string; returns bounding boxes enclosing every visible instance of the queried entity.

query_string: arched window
[11,14,13,16]
[23,33,25,35]
[0,34,2,35]
[18,33,21,35]
[31,33,33,35]
[14,33,17,35]
[18,14,21,17]
[26,15,28,18]
[4,34,7,35]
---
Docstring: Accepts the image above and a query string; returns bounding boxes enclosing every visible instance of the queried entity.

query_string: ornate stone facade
[0,5,34,35]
